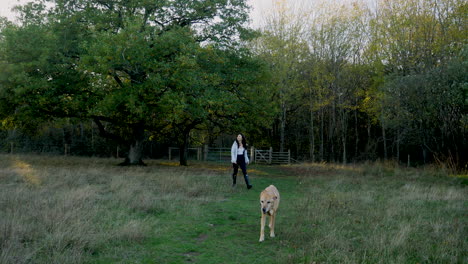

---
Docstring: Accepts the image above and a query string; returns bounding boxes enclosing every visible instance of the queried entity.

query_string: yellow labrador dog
[259,185,280,242]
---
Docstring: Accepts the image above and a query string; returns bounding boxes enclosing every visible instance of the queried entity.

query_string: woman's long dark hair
[237,133,247,148]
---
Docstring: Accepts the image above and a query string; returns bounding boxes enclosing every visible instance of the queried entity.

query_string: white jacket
[231,141,250,164]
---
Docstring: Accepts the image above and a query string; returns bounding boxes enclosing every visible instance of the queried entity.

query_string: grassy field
[0,154,466,264]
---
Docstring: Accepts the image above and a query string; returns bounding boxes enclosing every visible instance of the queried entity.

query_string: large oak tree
[0,0,269,165]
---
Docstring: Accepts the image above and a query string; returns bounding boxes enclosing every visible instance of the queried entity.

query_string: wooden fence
[3,142,292,165]
[168,146,292,165]
[168,147,202,161]
[168,147,230,162]
[254,147,291,165]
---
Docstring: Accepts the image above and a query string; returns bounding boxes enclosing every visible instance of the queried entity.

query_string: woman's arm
[231,142,237,163]
[245,148,250,164]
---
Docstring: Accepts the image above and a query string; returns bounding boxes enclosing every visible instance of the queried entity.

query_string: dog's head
[260,191,278,215]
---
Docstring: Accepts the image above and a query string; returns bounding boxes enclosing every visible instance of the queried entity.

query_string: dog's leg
[269,213,273,229]
[259,214,265,242]
[269,213,275,238]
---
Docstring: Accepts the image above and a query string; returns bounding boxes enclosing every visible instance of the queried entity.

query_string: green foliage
[0,0,273,164]
[380,47,468,155]
[252,0,467,166]
[1,0,466,167]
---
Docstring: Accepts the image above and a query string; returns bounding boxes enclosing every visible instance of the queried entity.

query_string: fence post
[204,145,208,161]
[407,155,410,167]
[168,147,172,160]
[250,146,254,164]
[269,147,272,164]
[288,149,291,165]
[10,142,14,154]
[116,146,120,158]
[64,144,68,156]
[197,147,201,161]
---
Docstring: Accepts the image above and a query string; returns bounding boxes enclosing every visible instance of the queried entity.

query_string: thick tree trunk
[92,117,147,166]
[179,145,188,166]
[179,131,189,166]
[123,139,145,165]
[120,123,146,166]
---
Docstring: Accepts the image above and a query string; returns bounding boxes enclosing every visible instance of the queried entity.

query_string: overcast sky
[0,0,23,21]
[2,0,365,28]
[0,0,281,26]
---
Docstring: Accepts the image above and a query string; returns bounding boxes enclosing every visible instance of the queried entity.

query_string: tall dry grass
[277,161,467,264]
[0,154,226,264]
[1,155,466,263]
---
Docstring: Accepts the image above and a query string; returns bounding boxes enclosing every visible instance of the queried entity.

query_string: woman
[231,133,252,189]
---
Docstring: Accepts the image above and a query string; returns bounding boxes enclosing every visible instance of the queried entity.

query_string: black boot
[244,174,253,189]
[232,174,237,187]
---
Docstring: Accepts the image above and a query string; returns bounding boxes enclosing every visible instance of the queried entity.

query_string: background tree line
[0,0,466,169]
[253,0,467,169]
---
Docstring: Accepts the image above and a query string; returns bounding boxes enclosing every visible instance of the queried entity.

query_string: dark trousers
[233,154,247,176]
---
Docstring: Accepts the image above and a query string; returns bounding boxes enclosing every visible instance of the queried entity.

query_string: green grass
[0,155,466,264]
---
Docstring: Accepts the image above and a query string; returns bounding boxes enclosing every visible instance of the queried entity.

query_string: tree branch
[112,73,125,88]
[92,116,127,144]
